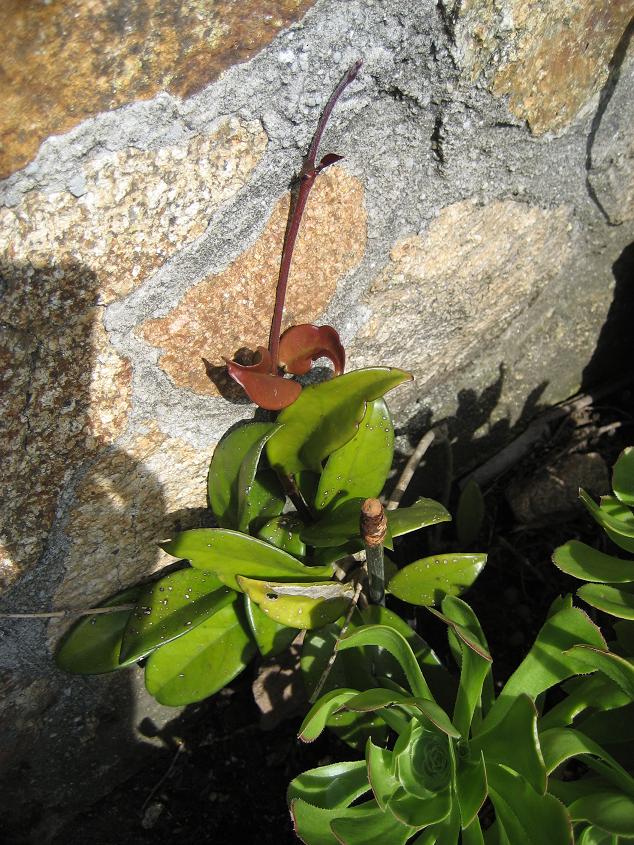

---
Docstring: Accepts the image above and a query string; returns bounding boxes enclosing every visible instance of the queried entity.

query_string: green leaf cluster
[291,595,634,844]
[56,369,483,709]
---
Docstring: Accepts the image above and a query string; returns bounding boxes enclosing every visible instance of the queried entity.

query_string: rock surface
[0,0,632,837]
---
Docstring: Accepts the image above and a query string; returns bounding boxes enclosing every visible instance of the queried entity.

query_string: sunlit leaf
[316,399,394,512]
[387,498,451,545]
[388,786,452,828]
[487,764,572,845]
[339,624,434,700]
[144,598,255,705]
[244,594,298,657]
[279,323,345,376]
[161,528,332,590]
[387,554,486,606]
[207,422,284,528]
[257,514,306,558]
[287,759,369,809]
[482,604,606,732]
[367,738,399,809]
[236,424,285,532]
[300,498,365,548]
[580,491,634,539]
[613,447,634,507]
[120,569,233,663]
[225,347,302,410]
[266,367,411,476]
[577,583,634,619]
[539,672,630,732]
[455,750,487,829]
[237,576,355,629]
[298,689,360,742]
[566,789,634,838]
[563,644,634,699]
[552,540,633,584]
[55,586,142,674]
[471,694,546,794]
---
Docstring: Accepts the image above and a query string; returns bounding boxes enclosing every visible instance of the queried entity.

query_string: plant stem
[267,60,361,371]
[386,429,436,510]
[361,498,387,605]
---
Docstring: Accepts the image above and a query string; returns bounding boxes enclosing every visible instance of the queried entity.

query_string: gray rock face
[0,0,633,837]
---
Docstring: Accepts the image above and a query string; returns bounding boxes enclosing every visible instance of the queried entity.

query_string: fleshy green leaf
[613,447,634,507]
[315,399,394,512]
[471,694,546,794]
[237,576,355,629]
[144,598,255,705]
[482,604,606,732]
[567,790,634,838]
[387,498,451,543]
[577,824,618,845]
[300,498,365,548]
[455,750,487,829]
[266,367,411,476]
[387,554,486,606]
[539,672,630,732]
[456,479,485,547]
[366,739,399,810]
[600,496,634,554]
[540,727,634,798]
[257,514,306,558]
[55,586,142,674]
[388,786,452,828]
[487,764,572,845]
[291,798,413,845]
[342,689,459,737]
[207,422,284,528]
[161,528,332,590]
[581,491,634,540]
[244,594,298,657]
[577,583,634,619]
[120,569,233,663]
[237,425,286,532]
[552,540,633,584]
[287,759,370,809]
[339,624,434,700]
[563,644,634,699]
[299,689,360,742]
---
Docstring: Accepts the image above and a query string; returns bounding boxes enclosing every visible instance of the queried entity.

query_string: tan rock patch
[138,166,367,396]
[456,0,632,134]
[49,422,212,639]
[1,119,267,303]
[0,0,315,177]
[349,198,573,390]
[0,261,132,594]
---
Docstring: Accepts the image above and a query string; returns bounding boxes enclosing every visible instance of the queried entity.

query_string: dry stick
[308,580,363,705]
[361,498,388,606]
[267,60,361,371]
[0,604,136,620]
[386,430,435,510]
[141,739,185,814]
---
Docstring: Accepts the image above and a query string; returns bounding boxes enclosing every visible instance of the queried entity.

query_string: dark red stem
[267,60,362,372]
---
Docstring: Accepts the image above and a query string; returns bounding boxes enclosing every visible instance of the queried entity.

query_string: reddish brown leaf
[224,347,302,410]
[278,324,345,376]
[316,152,344,172]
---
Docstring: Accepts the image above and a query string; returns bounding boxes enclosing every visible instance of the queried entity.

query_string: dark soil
[53,385,633,845]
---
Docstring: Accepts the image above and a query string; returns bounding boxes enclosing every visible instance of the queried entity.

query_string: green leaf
[540,727,634,798]
[266,367,411,476]
[387,554,486,606]
[455,750,487,829]
[343,689,459,737]
[301,614,376,701]
[287,759,370,809]
[339,624,434,700]
[207,422,284,528]
[482,604,606,732]
[487,764,572,845]
[387,498,451,542]
[298,689,360,742]
[567,790,634,838]
[161,528,332,590]
[315,399,394,512]
[563,644,634,699]
[244,594,298,657]
[388,786,452,828]
[290,799,413,845]
[237,576,355,629]
[600,496,634,554]
[461,818,485,845]
[456,479,485,547]
[539,672,630,732]
[55,586,142,674]
[144,598,255,705]
[581,491,634,540]
[577,583,634,619]
[575,702,634,749]
[366,738,399,809]
[577,825,618,845]
[300,498,365,548]
[257,514,306,558]
[120,569,233,663]
[552,540,633,584]
[235,424,285,532]
[613,447,634,507]
[471,695,546,794]
[437,597,492,738]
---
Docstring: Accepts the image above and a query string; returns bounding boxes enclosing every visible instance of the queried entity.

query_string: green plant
[55,64,485,717]
[290,595,634,844]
